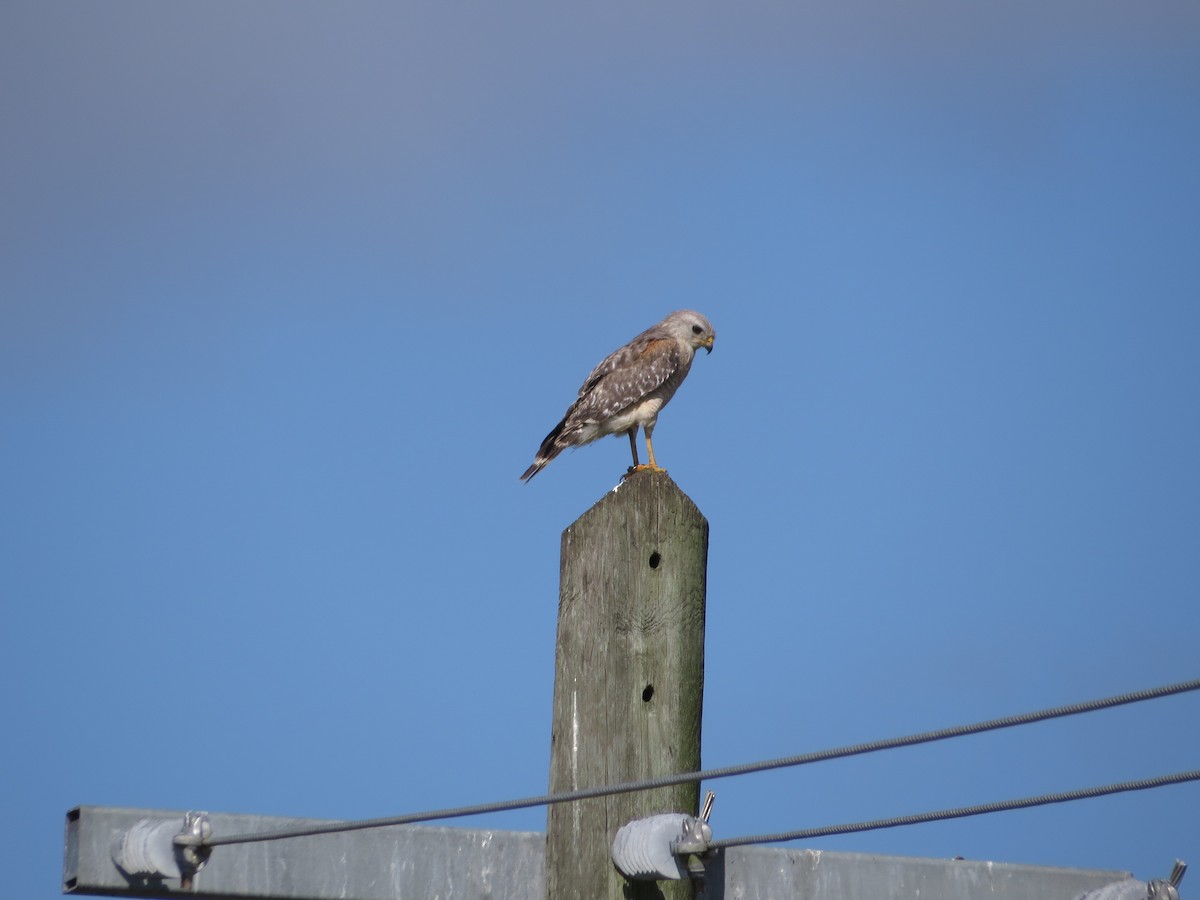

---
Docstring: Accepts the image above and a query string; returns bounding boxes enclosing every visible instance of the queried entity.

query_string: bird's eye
[692,325,703,335]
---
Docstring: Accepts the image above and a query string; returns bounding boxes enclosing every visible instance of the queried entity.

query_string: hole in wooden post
[648,551,661,569]
[642,684,654,702]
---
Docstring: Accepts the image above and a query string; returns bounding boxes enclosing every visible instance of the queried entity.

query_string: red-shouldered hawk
[521,310,715,481]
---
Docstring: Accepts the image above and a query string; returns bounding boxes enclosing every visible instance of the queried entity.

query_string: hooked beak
[704,336,714,354]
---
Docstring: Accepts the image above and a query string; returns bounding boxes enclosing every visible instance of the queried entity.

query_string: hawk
[521,310,716,482]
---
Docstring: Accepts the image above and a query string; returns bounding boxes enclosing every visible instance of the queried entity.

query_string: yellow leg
[623,428,665,478]
[622,427,662,478]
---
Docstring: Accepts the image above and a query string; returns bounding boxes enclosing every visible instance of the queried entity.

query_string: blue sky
[2,2,1198,897]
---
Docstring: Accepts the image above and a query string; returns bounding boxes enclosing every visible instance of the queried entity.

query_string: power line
[204,677,1200,847]
[710,769,1200,849]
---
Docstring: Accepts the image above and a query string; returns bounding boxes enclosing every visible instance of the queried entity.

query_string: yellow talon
[623,464,666,479]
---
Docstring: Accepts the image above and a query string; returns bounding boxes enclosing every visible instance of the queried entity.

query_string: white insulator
[1075,879,1157,900]
[611,814,696,881]
[112,818,185,880]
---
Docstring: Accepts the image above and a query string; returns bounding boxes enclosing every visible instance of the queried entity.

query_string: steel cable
[709,769,1200,849]
[204,676,1200,847]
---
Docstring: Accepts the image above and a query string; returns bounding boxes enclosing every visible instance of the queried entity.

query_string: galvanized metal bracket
[1149,859,1188,900]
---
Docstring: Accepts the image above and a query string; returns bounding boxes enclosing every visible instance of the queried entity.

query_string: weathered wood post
[546,471,708,900]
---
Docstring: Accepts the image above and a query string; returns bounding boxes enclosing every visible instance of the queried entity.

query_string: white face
[675,313,715,352]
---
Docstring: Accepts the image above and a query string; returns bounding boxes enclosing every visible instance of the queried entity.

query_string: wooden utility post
[546,471,708,900]
[61,467,1154,900]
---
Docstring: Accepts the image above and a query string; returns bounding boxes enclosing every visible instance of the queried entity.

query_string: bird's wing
[570,335,682,422]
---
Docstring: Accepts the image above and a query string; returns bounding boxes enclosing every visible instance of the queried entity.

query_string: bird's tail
[520,419,567,482]
[520,459,550,482]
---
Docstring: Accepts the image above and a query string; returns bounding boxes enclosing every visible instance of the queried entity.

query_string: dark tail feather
[520,459,548,482]
[520,419,567,482]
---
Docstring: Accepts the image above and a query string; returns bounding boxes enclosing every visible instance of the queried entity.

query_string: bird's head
[667,310,716,354]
